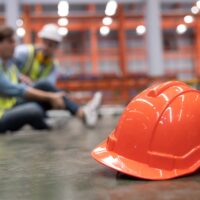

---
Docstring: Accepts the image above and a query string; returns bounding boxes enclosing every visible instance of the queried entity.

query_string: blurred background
[2,0,200,105]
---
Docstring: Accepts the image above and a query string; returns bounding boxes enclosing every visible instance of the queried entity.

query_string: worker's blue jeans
[0,81,79,133]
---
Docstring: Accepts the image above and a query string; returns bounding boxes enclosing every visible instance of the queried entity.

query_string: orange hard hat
[92,81,200,180]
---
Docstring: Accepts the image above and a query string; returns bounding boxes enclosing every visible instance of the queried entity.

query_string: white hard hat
[38,24,62,42]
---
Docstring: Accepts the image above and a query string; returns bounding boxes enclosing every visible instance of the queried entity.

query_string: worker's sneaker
[83,92,102,127]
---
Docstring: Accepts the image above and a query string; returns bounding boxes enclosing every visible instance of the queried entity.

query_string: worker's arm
[24,87,66,109]
[0,69,27,97]
[0,69,65,109]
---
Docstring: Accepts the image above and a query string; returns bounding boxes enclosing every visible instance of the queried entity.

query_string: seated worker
[14,23,62,85]
[0,25,102,133]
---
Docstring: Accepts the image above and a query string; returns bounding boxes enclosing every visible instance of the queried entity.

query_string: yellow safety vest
[0,64,18,118]
[21,45,55,81]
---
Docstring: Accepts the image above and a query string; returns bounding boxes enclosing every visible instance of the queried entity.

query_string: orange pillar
[88,4,98,75]
[90,28,98,75]
[194,16,200,78]
[22,5,31,43]
[118,5,127,77]
[118,5,129,102]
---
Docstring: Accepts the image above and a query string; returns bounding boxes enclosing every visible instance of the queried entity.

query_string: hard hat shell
[38,24,62,42]
[92,81,200,180]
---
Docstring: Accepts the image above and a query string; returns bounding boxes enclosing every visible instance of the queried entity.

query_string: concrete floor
[1,115,200,200]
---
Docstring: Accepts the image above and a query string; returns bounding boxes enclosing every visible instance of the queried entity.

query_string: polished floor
[1,114,200,200]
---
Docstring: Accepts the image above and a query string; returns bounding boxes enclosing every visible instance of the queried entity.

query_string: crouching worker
[14,23,63,86]
[0,25,102,133]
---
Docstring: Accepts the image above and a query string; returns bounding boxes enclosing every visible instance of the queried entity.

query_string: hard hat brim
[91,140,198,180]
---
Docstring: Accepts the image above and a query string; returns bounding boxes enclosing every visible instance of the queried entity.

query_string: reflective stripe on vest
[30,57,54,81]
[21,44,35,74]
[0,64,18,118]
[21,45,54,81]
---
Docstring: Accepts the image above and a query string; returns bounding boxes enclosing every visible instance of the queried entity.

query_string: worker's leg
[33,80,103,127]
[0,102,49,133]
[33,80,79,115]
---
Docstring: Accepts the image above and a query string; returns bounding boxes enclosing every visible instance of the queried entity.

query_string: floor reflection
[0,116,199,200]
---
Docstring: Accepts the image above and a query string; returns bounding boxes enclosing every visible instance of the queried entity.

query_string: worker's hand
[49,92,66,109]
[19,74,33,85]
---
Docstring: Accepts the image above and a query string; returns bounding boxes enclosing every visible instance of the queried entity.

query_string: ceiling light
[16,27,26,37]
[58,18,69,26]
[16,19,23,27]
[184,15,194,24]
[105,0,118,16]
[58,1,69,17]
[102,17,113,26]
[191,6,199,14]
[100,26,110,36]
[176,24,187,34]
[136,25,146,35]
